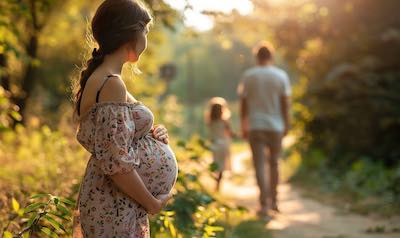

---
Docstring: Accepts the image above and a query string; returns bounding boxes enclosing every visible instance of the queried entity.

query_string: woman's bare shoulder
[97,74,127,103]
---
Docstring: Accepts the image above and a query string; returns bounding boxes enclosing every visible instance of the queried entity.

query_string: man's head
[253,41,274,65]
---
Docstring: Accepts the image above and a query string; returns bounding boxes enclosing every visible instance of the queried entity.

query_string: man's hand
[241,128,249,140]
[281,95,291,138]
[283,122,289,137]
[152,124,169,144]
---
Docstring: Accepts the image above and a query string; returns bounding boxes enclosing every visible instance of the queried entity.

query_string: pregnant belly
[135,137,178,196]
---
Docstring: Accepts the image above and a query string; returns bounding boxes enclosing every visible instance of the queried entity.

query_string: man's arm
[240,96,249,139]
[280,95,291,136]
[238,73,249,139]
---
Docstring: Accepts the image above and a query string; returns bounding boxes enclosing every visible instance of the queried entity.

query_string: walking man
[238,41,291,217]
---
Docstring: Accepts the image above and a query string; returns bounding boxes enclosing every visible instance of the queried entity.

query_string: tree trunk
[0,53,10,91]
[14,34,39,125]
[13,0,41,126]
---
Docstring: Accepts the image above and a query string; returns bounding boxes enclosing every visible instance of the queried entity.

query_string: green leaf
[59,198,75,206]
[190,155,199,161]
[26,212,38,227]
[40,227,52,236]
[56,204,71,216]
[12,198,20,212]
[44,214,66,233]
[162,211,175,216]
[176,140,186,148]
[17,209,24,217]
[24,202,47,213]
[48,211,69,221]
[209,162,219,172]
[236,205,248,212]
[186,174,198,181]
[30,193,51,199]
[10,111,22,121]
[197,138,207,148]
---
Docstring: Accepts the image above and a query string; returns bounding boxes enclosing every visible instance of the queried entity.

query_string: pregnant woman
[72,0,178,237]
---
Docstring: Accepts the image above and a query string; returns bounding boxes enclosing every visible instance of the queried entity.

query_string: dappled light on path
[218,148,400,238]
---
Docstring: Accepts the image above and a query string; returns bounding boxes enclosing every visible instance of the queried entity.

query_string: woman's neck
[102,48,126,75]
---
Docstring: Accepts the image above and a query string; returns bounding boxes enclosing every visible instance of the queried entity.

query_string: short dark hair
[253,41,274,62]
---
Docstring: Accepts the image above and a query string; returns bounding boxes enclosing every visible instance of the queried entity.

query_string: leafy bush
[0,124,243,237]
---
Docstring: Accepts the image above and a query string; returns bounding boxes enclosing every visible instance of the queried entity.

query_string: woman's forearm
[110,170,158,212]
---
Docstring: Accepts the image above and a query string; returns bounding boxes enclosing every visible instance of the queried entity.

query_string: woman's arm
[126,91,137,103]
[110,171,169,214]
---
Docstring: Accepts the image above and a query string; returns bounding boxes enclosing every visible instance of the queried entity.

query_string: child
[206,97,235,191]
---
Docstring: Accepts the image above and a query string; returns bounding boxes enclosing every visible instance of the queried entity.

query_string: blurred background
[1,0,399,237]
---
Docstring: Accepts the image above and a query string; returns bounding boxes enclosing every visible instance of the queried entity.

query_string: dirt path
[218,151,400,238]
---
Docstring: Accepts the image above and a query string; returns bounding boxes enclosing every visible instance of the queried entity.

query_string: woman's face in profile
[127,26,149,62]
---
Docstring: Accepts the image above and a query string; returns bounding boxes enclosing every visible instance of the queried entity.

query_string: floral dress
[208,120,231,171]
[75,101,178,238]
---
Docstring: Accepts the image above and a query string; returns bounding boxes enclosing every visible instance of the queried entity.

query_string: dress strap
[95,74,117,103]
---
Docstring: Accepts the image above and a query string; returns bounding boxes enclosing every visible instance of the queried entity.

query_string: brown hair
[74,0,152,116]
[206,97,231,124]
[253,41,275,62]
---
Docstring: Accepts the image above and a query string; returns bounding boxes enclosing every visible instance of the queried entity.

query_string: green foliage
[2,194,74,238]
[169,29,253,104]
[274,0,400,166]
[0,118,244,237]
[290,146,400,213]
[0,86,21,131]
[0,121,85,236]
[150,136,244,237]
[228,220,271,238]
[0,0,180,126]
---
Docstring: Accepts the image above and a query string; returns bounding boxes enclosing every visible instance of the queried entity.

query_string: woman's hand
[147,193,172,215]
[152,124,169,144]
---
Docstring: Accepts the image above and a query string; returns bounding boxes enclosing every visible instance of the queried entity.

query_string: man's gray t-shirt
[237,65,291,132]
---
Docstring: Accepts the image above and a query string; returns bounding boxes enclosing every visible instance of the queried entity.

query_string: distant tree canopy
[172,0,400,165]
[0,0,179,126]
[1,0,399,166]
[271,0,400,166]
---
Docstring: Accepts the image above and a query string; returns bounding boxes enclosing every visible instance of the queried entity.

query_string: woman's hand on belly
[110,169,161,215]
[148,193,172,215]
[151,124,169,144]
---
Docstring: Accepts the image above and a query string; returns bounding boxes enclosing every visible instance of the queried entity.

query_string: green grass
[228,219,272,238]
[215,211,272,238]
[291,173,400,217]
